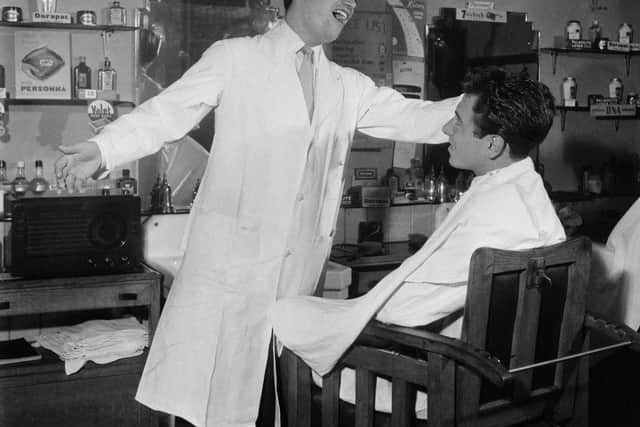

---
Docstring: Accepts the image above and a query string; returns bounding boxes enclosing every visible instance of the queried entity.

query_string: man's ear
[484,134,506,159]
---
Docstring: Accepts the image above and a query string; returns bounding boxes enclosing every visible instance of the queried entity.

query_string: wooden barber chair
[279,237,640,427]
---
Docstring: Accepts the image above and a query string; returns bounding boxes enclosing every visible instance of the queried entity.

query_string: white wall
[426,0,640,191]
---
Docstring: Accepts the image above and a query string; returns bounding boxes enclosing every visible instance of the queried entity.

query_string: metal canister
[77,10,97,25]
[609,78,623,102]
[627,92,638,105]
[618,22,633,44]
[597,37,609,50]
[562,77,577,106]
[2,6,23,22]
[566,20,582,40]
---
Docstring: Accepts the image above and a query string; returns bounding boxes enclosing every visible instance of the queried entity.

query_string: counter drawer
[0,282,153,316]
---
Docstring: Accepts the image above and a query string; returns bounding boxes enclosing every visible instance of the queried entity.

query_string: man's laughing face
[301,0,356,44]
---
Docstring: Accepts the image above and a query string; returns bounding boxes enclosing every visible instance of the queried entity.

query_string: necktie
[297,47,315,120]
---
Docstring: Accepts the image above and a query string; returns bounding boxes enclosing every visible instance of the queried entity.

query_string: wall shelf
[0,22,139,32]
[557,105,639,131]
[540,47,640,76]
[5,98,136,107]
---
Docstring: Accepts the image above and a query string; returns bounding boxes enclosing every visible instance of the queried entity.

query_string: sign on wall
[14,31,71,100]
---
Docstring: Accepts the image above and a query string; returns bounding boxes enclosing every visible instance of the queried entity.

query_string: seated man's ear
[484,134,506,159]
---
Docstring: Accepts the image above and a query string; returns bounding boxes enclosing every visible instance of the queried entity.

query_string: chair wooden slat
[391,378,416,427]
[322,370,341,427]
[354,368,375,427]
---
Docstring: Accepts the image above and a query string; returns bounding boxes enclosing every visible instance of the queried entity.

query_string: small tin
[2,6,23,23]
[77,10,97,25]
[566,20,582,41]
[597,37,609,50]
[627,92,638,105]
[618,22,633,44]
[562,77,578,106]
[609,78,624,102]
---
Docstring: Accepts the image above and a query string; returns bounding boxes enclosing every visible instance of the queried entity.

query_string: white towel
[36,317,148,375]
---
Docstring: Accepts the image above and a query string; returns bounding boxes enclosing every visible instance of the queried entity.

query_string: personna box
[14,30,71,99]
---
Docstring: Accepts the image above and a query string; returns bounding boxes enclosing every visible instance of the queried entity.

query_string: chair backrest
[457,236,592,425]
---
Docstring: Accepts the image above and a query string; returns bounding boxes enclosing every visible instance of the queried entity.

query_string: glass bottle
[11,160,29,197]
[107,0,127,26]
[150,175,161,212]
[0,160,11,217]
[424,165,436,202]
[116,168,137,195]
[73,56,92,98]
[435,165,448,203]
[160,173,174,213]
[30,160,49,195]
[0,63,5,93]
[97,58,117,92]
[588,20,602,49]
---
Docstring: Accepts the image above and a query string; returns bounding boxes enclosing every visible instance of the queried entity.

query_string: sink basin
[143,213,189,296]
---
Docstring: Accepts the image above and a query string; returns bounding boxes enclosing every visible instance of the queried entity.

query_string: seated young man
[271,68,566,415]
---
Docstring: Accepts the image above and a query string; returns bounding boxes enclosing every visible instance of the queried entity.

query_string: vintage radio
[7,195,142,278]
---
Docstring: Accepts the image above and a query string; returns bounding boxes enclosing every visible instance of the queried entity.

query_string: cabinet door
[0,371,155,427]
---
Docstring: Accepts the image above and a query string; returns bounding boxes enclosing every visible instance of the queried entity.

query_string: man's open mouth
[332,6,353,23]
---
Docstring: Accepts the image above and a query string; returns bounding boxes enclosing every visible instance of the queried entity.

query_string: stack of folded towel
[36,317,149,375]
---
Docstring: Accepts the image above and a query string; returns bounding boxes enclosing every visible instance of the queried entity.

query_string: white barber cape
[272,157,566,377]
[91,20,458,427]
[590,197,640,329]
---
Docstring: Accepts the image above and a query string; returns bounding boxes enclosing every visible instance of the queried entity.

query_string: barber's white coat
[93,21,458,427]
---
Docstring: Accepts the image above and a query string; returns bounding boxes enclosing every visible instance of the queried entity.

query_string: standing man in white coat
[54,0,459,425]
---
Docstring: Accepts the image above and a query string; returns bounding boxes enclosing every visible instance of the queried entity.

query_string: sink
[143,213,189,296]
[143,212,351,299]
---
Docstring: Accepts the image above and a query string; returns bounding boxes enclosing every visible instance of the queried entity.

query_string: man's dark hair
[283,0,292,10]
[462,67,555,158]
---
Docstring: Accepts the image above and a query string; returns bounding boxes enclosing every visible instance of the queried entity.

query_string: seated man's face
[442,94,486,174]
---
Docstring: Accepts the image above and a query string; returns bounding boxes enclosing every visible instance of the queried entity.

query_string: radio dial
[104,256,115,267]
[120,255,130,265]
[87,257,97,267]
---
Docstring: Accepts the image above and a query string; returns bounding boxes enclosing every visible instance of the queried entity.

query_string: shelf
[541,47,640,76]
[0,22,139,32]
[556,105,639,131]
[5,98,136,107]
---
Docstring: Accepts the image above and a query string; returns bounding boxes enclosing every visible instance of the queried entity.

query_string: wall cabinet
[0,266,161,427]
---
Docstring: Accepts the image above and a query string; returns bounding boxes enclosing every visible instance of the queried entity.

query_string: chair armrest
[585,311,640,352]
[356,321,512,387]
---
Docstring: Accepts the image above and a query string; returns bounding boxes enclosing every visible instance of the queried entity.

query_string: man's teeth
[333,9,349,21]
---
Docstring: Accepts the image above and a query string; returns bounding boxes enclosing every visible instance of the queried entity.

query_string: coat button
[296,193,305,202]
[285,249,294,257]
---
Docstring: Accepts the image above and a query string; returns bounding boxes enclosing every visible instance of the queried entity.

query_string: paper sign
[88,100,117,134]
[14,31,71,99]
[456,8,507,23]
[590,104,637,117]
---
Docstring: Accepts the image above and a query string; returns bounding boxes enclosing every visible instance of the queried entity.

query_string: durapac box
[14,30,71,100]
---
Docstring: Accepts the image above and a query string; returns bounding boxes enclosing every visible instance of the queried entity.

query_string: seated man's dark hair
[462,67,555,158]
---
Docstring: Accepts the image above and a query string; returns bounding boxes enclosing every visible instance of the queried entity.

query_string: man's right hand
[54,142,103,191]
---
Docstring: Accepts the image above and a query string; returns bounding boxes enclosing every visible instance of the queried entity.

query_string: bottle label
[78,73,88,88]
